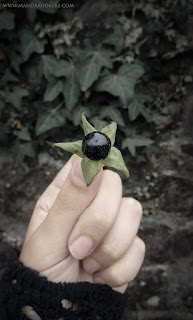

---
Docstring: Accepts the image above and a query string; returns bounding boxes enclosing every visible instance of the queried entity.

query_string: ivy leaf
[1,69,19,84]
[43,80,64,102]
[76,49,113,91]
[128,92,153,121]
[55,140,85,158]
[25,56,44,87]
[0,123,10,145]
[5,87,29,110]
[0,10,15,31]
[103,147,129,178]
[13,128,31,141]
[103,24,124,53]
[82,114,96,135]
[10,51,23,74]
[63,63,80,110]
[122,136,153,157]
[95,64,144,105]
[35,106,66,135]
[81,157,102,186]
[42,55,69,79]
[12,140,36,166]
[101,122,117,146]
[26,7,37,23]
[100,106,125,126]
[19,29,47,61]
[72,46,86,59]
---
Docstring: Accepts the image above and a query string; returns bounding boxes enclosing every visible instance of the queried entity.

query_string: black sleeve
[0,249,127,320]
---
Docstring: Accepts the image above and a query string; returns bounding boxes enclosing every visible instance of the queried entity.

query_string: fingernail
[71,158,87,187]
[94,276,105,284]
[69,235,93,260]
[83,257,101,274]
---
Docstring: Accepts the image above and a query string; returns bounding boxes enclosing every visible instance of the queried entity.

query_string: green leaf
[5,87,29,110]
[95,64,144,105]
[12,140,36,166]
[42,55,69,79]
[76,49,113,91]
[26,7,37,23]
[122,136,153,157]
[19,29,47,61]
[128,92,153,121]
[13,128,31,141]
[25,56,44,87]
[43,80,63,102]
[81,157,102,186]
[100,106,125,126]
[1,69,19,84]
[10,51,22,74]
[0,10,15,31]
[0,123,10,145]
[82,114,96,135]
[103,24,124,53]
[72,106,91,126]
[101,122,117,146]
[103,147,129,178]
[63,63,80,110]
[55,140,84,158]
[160,106,169,115]
[35,106,66,135]
[72,46,86,59]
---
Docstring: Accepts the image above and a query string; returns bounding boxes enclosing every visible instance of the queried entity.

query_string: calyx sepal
[55,113,129,186]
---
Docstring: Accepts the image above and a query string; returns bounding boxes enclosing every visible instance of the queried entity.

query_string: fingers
[93,236,145,288]
[81,197,144,293]
[68,170,122,260]
[24,155,76,243]
[82,197,142,273]
[20,156,103,270]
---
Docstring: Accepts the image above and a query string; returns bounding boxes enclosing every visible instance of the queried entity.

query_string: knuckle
[134,237,146,255]
[102,243,120,262]
[108,268,127,287]
[35,197,43,210]
[127,197,143,217]
[104,169,122,188]
[92,209,112,230]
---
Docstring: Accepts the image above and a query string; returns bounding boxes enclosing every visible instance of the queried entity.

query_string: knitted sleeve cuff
[1,249,127,320]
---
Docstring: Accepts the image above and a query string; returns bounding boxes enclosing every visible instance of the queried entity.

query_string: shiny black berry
[82,131,111,161]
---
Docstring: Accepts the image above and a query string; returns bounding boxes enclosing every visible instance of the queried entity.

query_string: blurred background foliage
[0,0,193,166]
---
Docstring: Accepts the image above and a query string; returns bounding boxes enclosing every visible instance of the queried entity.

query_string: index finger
[24,155,76,243]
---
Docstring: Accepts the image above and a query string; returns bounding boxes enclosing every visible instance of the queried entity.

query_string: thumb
[20,156,103,271]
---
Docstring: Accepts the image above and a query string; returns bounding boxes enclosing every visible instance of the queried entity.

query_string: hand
[20,155,145,295]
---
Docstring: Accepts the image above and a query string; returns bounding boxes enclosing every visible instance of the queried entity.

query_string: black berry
[82,131,111,161]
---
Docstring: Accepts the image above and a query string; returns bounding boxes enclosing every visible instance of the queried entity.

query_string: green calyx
[55,113,129,186]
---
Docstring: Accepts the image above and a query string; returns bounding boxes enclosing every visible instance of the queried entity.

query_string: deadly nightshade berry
[82,131,111,161]
[54,114,129,186]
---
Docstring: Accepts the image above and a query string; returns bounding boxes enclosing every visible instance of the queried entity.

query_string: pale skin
[20,154,145,320]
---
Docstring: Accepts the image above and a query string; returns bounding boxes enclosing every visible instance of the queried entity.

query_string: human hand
[20,154,145,294]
